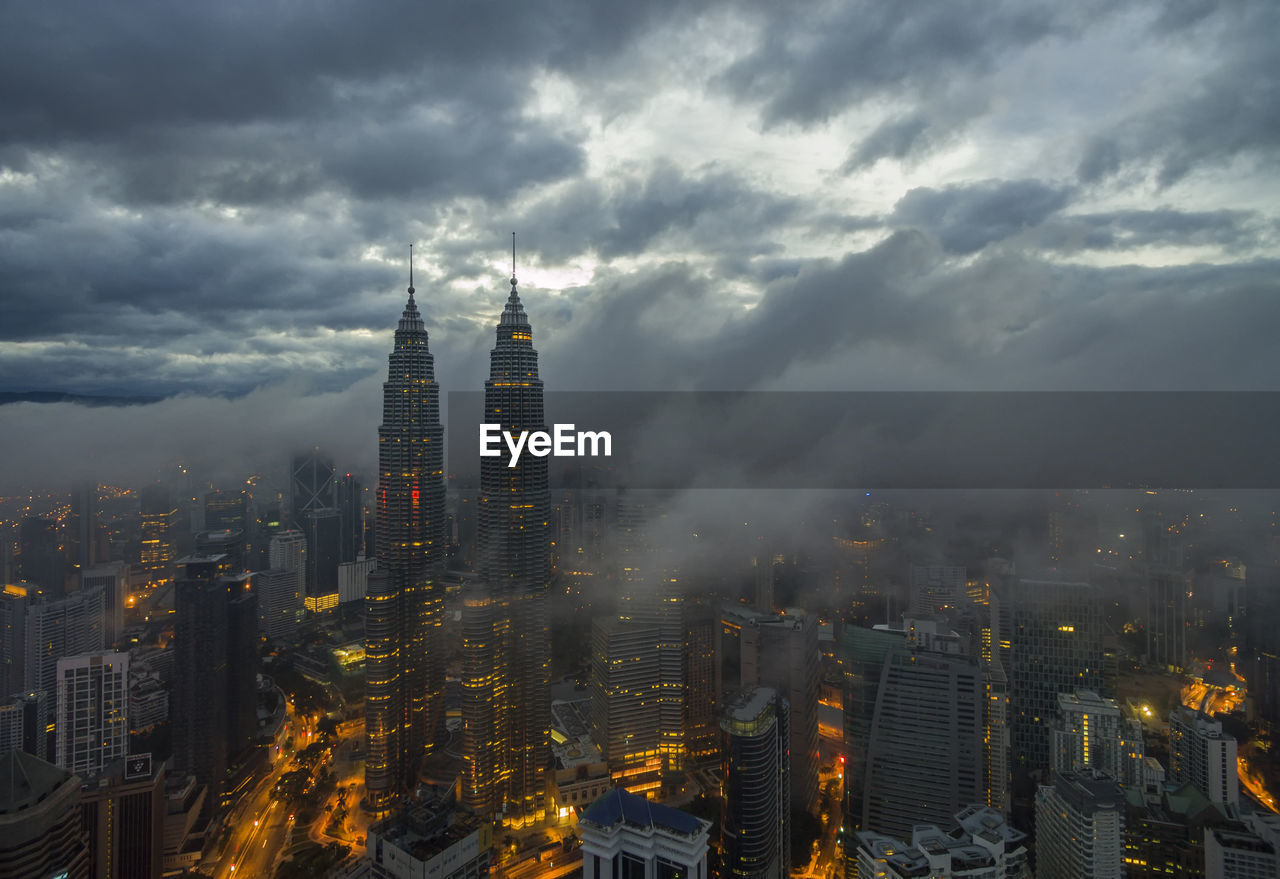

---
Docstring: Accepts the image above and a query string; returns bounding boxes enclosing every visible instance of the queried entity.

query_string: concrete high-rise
[1035,769,1124,879]
[460,263,551,825]
[79,562,127,648]
[1051,690,1145,788]
[303,507,340,614]
[25,586,106,699]
[721,687,790,879]
[579,788,710,879]
[365,257,447,813]
[0,749,90,879]
[1168,706,1238,808]
[54,652,128,778]
[860,622,984,838]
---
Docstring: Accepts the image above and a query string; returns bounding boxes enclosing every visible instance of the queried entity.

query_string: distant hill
[0,390,164,407]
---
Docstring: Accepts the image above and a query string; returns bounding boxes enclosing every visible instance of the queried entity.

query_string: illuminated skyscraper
[364,256,446,812]
[138,486,175,583]
[460,260,551,824]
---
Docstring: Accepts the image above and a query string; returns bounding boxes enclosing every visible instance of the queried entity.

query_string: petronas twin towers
[364,251,551,825]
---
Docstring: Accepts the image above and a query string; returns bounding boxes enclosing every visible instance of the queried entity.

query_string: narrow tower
[461,241,552,823]
[365,247,446,812]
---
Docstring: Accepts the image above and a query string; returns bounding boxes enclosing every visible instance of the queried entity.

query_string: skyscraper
[1168,706,1239,808]
[364,256,447,812]
[138,486,175,584]
[461,262,551,824]
[721,687,790,879]
[54,652,128,778]
[1035,769,1125,879]
[170,555,258,816]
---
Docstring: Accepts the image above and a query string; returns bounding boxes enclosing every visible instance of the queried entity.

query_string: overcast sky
[1,0,1277,490]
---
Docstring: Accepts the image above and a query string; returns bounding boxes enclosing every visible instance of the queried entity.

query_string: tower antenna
[511,232,516,281]
[408,243,415,295]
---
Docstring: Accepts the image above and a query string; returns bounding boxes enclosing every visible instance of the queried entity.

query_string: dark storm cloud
[1032,208,1272,254]
[842,114,932,170]
[891,180,1073,254]
[720,0,1109,127]
[1077,0,1279,185]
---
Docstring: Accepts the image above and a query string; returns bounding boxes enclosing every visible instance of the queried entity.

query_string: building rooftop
[580,788,706,838]
[0,749,75,815]
[723,686,778,723]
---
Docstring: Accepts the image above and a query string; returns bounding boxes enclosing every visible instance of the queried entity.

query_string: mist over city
[2,2,1280,878]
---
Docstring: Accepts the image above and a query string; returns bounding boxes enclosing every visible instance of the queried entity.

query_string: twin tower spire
[369,237,548,820]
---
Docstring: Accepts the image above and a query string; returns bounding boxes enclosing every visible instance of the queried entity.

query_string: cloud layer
[1,0,1277,489]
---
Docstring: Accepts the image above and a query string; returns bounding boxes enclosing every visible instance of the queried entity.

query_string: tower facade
[460,268,551,824]
[721,687,790,879]
[364,265,446,812]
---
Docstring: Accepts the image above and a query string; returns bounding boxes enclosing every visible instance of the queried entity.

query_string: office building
[852,804,1029,879]
[860,625,984,838]
[460,266,551,824]
[1052,689,1146,788]
[337,472,364,564]
[0,691,49,761]
[365,261,447,812]
[579,788,710,879]
[256,568,301,642]
[1,583,29,699]
[0,749,90,878]
[1145,518,1187,672]
[170,555,258,815]
[721,687,789,879]
[25,586,106,698]
[55,652,128,778]
[1003,578,1105,782]
[1204,826,1278,878]
[366,790,492,879]
[1035,769,1125,879]
[80,562,128,647]
[303,507,341,613]
[18,515,64,596]
[290,448,335,530]
[682,599,719,766]
[138,486,175,583]
[1168,706,1238,808]
[78,757,166,879]
[909,564,967,616]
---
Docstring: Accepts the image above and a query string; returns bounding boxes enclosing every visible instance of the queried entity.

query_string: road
[207,708,309,878]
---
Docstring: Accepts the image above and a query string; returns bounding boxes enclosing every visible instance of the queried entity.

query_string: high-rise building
[460,266,551,825]
[590,614,666,797]
[25,586,106,699]
[54,652,128,778]
[138,486,175,583]
[1204,824,1279,878]
[78,757,166,879]
[579,788,711,879]
[255,568,300,642]
[682,599,719,766]
[170,555,258,816]
[303,508,340,613]
[290,448,335,531]
[204,489,247,533]
[721,687,789,879]
[1168,706,1238,808]
[1035,769,1125,879]
[0,749,90,879]
[0,691,49,761]
[1003,578,1105,784]
[909,564,967,616]
[755,613,820,816]
[79,563,127,648]
[1145,516,1187,672]
[852,805,1029,879]
[1,584,30,700]
[365,259,447,813]
[67,484,101,575]
[860,623,984,838]
[337,473,364,565]
[366,790,492,879]
[1051,690,1145,788]
[19,516,64,597]
[269,529,306,599]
